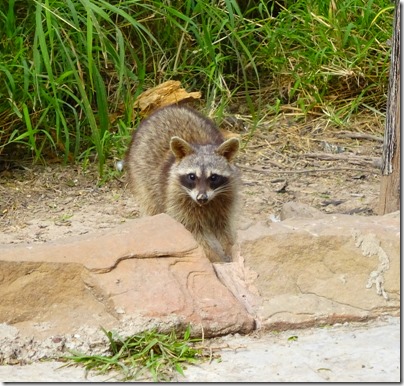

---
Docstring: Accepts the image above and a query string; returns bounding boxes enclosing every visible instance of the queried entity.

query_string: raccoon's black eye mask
[180,173,228,191]
[180,173,197,189]
[209,174,228,189]
[210,174,218,181]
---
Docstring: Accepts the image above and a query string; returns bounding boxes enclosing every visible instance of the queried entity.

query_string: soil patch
[0,115,384,245]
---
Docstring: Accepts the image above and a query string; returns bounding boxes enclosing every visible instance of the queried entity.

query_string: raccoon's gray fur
[125,104,241,263]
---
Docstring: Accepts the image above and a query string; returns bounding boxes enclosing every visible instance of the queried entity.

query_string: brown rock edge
[0,208,400,341]
[0,214,254,339]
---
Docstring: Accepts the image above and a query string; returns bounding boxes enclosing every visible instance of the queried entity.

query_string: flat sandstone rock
[0,208,400,344]
[0,214,254,339]
[238,209,400,329]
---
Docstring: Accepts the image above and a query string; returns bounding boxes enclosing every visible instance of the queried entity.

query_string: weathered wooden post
[379,0,400,214]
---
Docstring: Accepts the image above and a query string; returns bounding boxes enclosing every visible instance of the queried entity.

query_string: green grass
[259,0,394,121]
[62,325,211,382]
[0,0,394,176]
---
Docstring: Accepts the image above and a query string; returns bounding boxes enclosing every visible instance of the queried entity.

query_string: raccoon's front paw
[200,232,234,263]
[207,248,233,263]
[222,253,233,263]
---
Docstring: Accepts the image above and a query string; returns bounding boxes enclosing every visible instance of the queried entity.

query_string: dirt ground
[0,112,395,382]
[0,316,400,382]
[0,114,384,245]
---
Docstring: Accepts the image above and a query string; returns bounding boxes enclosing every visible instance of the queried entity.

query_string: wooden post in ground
[379,0,400,215]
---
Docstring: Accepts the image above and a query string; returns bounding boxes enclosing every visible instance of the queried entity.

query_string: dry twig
[336,132,383,142]
[300,153,380,167]
[238,164,376,174]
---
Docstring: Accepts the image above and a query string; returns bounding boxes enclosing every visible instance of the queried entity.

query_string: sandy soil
[0,115,384,245]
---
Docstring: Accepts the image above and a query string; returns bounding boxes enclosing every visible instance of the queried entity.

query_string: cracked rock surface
[0,204,400,381]
[237,206,400,330]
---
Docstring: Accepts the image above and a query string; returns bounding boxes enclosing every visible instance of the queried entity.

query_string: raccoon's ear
[170,136,194,160]
[216,137,240,162]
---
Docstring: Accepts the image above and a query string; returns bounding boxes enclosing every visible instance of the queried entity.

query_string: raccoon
[125,104,241,263]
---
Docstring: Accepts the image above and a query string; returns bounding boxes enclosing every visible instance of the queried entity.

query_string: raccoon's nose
[196,193,209,205]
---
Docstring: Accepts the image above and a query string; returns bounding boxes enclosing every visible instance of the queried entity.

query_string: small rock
[280,201,325,220]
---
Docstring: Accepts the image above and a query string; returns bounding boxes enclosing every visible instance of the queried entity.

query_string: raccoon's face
[179,167,230,206]
[170,136,239,206]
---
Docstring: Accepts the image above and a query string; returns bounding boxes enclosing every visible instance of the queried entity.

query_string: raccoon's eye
[210,174,218,182]
[209,174,227,189]
[188,173,196,181]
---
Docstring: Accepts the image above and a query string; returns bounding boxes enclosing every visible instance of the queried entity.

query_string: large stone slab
[0,204,400,344]
[237,207,400,330]
[0,214,255,338]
